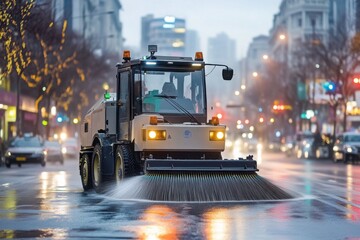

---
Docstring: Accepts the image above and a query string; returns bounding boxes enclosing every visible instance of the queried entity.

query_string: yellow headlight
[209,131,225,141]
[216,131,224,140]
[146,130,167,140]
[149,130,157,139]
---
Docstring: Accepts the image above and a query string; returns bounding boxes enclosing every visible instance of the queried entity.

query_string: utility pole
[311,18,317,132]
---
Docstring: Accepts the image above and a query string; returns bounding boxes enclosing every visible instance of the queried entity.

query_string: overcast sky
[120,0,282,59]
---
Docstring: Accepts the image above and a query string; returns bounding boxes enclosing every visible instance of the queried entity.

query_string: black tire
[114,146,126,185]
[18,163,21,167]
[5,162,10,168]
[114,145,135,185]
[91,144,105,193]
[41,160,46,167]
[80,153,92,191]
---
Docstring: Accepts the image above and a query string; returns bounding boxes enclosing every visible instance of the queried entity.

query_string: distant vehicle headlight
[345,145,357,153]
[62,147,67,154]
[333,146,339,151]
[5,151,11,157]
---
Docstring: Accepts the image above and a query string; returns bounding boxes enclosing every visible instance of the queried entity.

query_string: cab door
[117,70,131,141]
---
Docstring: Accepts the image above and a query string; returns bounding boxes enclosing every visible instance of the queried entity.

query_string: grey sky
[120,0,282,59]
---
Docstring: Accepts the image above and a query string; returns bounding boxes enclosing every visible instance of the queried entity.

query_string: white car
[45,140,64,164]
[333,132,360,163]
[62,138,80,158]
[4,135,46,168]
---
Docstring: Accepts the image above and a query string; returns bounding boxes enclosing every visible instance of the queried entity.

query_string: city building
[185,30,201,57]
[244,35,270,89]
[268,0,330,133]
[52,0,123,55]
[141,15,186,56]
[207,32,236,66]
[206,32,237,119]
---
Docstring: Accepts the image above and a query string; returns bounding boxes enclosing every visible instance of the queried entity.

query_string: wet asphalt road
[1,152,360,239]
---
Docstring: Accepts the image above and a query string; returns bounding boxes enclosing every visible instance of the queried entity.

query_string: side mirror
[222,68,233,80]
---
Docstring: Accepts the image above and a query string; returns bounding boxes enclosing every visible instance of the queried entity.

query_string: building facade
[141,15,186,56]
[268,0,331,133]
[53,0,123,55]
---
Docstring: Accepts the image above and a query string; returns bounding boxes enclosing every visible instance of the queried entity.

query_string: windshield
[135,69,205,114]
[11,137,43,148]
[344,135,360,142]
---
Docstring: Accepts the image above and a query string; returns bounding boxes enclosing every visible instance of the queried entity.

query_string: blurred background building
[52,0,123,55]
[141,15,186,56]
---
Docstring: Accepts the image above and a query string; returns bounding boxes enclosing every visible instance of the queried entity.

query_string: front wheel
[114,146,126,185]
[80,153,92,191]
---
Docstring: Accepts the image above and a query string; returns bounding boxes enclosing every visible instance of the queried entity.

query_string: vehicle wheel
[115,146,125,185]
[5,162,10,168]
[18,163,21,167]
[114,145,135,185]
[80,153,92,191]
[91,144,105,193]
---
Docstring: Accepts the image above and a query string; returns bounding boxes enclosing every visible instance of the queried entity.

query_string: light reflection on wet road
[1,152,360,239]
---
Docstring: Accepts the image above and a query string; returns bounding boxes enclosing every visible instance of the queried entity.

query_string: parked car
[44,140,64,164]
[333,132,360,163]
[61,138,79,158]
[4,134,46,168]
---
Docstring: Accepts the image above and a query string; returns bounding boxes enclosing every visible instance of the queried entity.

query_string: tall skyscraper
[207,32,236,66]
[141,15,186,56]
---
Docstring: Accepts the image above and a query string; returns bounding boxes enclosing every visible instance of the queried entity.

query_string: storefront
[0,88,37,141]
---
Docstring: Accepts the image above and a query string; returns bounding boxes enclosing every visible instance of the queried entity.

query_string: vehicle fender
[92,133,116,176]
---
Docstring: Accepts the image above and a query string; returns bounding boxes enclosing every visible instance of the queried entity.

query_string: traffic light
[323,81,336,94]
[272,101,292,113]
[42,119,48,126]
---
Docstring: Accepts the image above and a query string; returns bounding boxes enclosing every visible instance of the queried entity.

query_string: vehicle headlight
[62,147,67,154]
[333,146,339,151]
[5,151,11,157]
[345,145,357,153]
[209,131,225,141]
[144,130,167,140]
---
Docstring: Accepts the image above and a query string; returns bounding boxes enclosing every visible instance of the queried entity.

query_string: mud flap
[101,145,114,175]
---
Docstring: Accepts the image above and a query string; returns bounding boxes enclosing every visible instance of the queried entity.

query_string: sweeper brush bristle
[107,172,292,202]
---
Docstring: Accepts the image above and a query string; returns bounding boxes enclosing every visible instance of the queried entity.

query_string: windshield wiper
[154,94,201,125]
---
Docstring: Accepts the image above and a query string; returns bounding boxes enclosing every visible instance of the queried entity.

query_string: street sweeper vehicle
[79,45,258,193]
